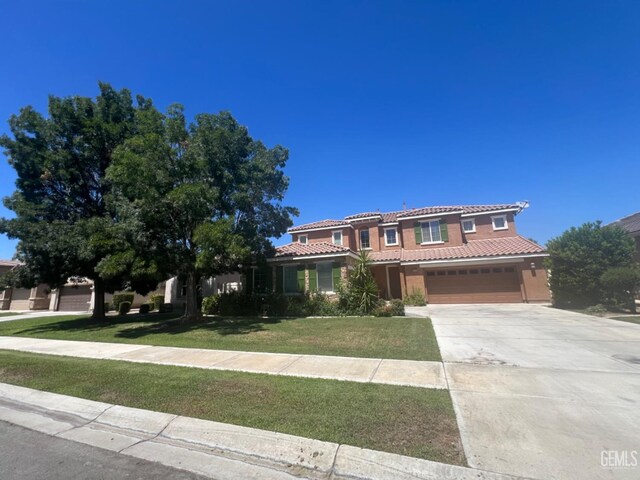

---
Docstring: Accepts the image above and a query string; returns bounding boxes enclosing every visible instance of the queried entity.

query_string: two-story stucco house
[255,203,551,304]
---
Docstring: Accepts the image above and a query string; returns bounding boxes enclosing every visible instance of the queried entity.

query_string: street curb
[0,382,533,480]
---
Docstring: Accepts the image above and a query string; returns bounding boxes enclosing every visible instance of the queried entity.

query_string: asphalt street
[0,420,208,480]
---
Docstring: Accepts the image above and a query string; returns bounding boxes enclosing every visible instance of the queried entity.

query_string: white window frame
[421,219,443,244]
[491,215,508,231]
[462,218,476,233]
[332,230,343,246]
[298,234,308,244]
[316,261,334,294]
[359,229,371,250]
[283,265,299,294]
[384,227,398,246]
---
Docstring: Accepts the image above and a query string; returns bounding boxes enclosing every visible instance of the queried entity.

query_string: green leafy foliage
[0,83,164,319]
[546,222,636,308]
[118,301,131,315]
[112,293,134,312]
[403,288,427,306]
[149,294,164,311]
[108,108,297,322]
[337,251,380,315]
[600,266,640,313]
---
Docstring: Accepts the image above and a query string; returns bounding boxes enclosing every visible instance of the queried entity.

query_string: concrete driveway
[408,304,640,480]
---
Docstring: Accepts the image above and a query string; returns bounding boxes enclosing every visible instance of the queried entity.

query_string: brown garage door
[426,266,522,304]
[58,285,92,311]
[9,288,31,310]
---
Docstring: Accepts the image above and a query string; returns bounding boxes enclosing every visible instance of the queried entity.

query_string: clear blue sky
[1,1,638,258]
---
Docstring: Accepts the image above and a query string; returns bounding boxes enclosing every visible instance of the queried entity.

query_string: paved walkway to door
[407,304,640,480]
[0,336,446,389]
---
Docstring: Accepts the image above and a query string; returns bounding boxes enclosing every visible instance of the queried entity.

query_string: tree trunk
[182,271,201,323]
[92,277,106,320]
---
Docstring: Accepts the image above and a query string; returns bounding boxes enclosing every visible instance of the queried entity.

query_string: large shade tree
[0,83,159,319]
[107,105,297,322]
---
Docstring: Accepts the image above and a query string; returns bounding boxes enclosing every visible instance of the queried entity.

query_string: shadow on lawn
[14,312,290,340]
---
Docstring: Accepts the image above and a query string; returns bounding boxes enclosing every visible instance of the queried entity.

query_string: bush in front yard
[139,304,150,314]
[403,288,426,306]
[112,293,135,312]
[546,222,636,308]
[600,266,640,313]
[201,295,221,315]
[337,250,380,315]
[389,299,405,316]
[118,301,131,315]
[149,294,164,311]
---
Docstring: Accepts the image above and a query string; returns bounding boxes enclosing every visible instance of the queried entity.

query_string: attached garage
[9,288,31,310]
[58,285,92,311]
[425,265,523,304]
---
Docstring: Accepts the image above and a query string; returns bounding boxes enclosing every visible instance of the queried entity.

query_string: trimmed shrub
[112,293,135,312]
[139,304,150,314]
[104,302,111,313]
[584,304,607,316]
[159,303,173,313]
[403,288,426,306]
[600,266,640,313]
[202,295,221,315]
[118,301,131,315]
[149,294,164,311]
[373,304,394,317]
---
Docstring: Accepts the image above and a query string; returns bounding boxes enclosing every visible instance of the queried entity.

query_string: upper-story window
[332,230,343,246]
[359,229,370,249]
[384,228,398,246]
[298,234,308,244]
[491,215,508,231]
[462,218,476,233]
[421,220,442,243]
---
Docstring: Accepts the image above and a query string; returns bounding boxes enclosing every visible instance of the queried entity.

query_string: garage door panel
[426,267,522,304]
[9,288,31,310]
[58,286,92,311]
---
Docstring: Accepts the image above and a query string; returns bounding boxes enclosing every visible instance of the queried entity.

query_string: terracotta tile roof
[396,204,520,219]
[288,219,349,232]
[400,236,546,263]
[609,211,640,235]
[344,212,382,221]
[368,250,402,262]
[289,204,523,231]
[274,241,351,258]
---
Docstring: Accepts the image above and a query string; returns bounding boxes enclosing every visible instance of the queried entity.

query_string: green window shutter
[275,266,283,293]
[414,222,423,244]
[308,264,317,292]
[439,219,449,242]
[332,263,342,291]
[297,265,306,292]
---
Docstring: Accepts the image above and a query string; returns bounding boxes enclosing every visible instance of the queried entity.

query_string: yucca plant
[338,250,380,314]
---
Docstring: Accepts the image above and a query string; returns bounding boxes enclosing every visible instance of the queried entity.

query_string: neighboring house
[164,273,243,309]
[254,203,551,304]
[0,260,49,311]
[609,211,640,263]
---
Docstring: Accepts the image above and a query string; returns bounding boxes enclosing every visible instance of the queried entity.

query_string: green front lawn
[610,315,640,325]
[0,312,440,361]
[0,312,20,317]
[0,350,464,465]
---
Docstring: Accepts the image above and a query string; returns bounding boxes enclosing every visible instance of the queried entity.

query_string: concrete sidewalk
[0,382,529,480]
[0,336,446,389]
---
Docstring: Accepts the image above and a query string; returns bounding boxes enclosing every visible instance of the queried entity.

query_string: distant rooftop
[609,211,640,235]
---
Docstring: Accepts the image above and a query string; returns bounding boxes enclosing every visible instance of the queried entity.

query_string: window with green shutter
[439,219,449,242]
[414,222,423,244]
[297,265,305,292]
[317,262,333,292]
[332,263,342,291]
[283,265,298,293]
[308,264,317,292]
[275,266,283,293]
[419,220,443,243]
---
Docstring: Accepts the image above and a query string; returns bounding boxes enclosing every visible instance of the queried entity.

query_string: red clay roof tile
[274,241,351,257]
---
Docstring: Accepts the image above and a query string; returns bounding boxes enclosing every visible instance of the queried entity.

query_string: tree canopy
[545,221,636,308]
[0,83,154,318]
[107,105,297,321]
